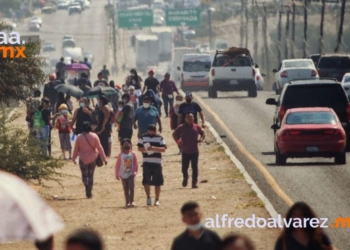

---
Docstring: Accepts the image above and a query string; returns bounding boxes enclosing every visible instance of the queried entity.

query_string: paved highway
[194,90,350,249]
[15,1,109,79]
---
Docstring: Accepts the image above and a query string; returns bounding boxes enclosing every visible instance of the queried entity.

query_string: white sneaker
[154,199,160,206]
[147,197,152,205]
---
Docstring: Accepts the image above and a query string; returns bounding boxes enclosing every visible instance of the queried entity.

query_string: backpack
[33,110,46,129]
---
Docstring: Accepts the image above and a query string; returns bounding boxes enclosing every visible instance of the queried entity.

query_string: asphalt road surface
[194,90,350,249]
[16,1,109,80]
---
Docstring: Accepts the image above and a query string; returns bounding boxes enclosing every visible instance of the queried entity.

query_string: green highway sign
[165,8,201,27]
[117,9,153,28]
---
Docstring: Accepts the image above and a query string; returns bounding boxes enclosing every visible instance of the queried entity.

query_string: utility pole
[277,11,282,63]
[112,0,117,65]
[303,0,308,58]
[208,7,213,50]
[335,0,346,52]
[284,10,290,59]
[262,4,270,84]
[245,4,249,48]
[253,0,258,61]
[319,0,325,53]
[291,3,295,58]
[240,0,245,47]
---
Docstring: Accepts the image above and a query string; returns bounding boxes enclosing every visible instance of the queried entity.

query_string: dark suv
[266,79,350,147]
[317,54,350,81]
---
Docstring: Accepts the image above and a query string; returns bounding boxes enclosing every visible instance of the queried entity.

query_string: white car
[31,17,42,27]
[273,58,319,94]
[83,0,90,8]
[341,73,350,97]
[255,67,266,91]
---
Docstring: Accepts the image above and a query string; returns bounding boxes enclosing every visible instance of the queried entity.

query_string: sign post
[117,9,153,28]
[165,8,201,26]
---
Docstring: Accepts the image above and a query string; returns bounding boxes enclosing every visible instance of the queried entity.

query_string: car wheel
[208,86,212,98]
[275,150,287,165]
[335,151,346,164]
[212,86,217,98]
[248,85,257,97]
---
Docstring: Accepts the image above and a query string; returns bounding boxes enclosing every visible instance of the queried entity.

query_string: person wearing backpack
[26,89,41,138]
[33,98,59,156]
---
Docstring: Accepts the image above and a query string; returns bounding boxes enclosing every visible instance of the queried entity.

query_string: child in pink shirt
[115,138,138,207]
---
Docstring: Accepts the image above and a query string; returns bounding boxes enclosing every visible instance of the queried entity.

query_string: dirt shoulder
[2,101,279,250]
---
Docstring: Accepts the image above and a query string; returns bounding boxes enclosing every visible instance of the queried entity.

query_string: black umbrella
[84,86,119,98]
[54,84,84,99]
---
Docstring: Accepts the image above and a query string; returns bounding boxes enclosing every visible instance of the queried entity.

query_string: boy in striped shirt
[137,124,167,206]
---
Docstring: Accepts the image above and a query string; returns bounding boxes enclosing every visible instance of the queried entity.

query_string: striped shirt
[137,133,166,164]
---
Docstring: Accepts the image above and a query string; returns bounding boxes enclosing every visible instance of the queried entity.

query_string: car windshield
[318,57,350,69]
[343,76,350,83]
[284,61,313,68]
[183,61,210,72]
[217,43,228,49]
[286,112,337,125]
[283,84,349,107]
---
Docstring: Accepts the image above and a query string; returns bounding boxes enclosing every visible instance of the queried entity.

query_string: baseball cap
[128,85,135,90]
[143,95,151,100]
[165,72,170,76]
[147,124,156,131]
[148,70,154,74]
[185,92,192,97]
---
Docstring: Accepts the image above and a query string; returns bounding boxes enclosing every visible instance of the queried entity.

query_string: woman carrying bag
[72,121,108,198]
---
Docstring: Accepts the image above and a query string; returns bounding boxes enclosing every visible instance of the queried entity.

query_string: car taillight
[280,130,300,140]
[280,71,288,78]
[311,69,318,77]
[211,68,215,76]
[278,105,285,121]
[347,103,350,121]
[252,68,256,76]
[257,76,262,81]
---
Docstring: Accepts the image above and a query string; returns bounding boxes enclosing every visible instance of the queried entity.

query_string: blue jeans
[162,95,174,116]
[36,125,50,156]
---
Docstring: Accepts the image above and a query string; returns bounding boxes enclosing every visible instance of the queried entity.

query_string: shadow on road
[262,151,275,156]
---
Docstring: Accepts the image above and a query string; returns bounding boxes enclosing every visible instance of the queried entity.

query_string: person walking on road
[95,95,112,156]
[55,104,73,160]
[26,89,42,138]
[274,201,333,250]
[170,95,184,153]
[72,121,107,198]
[143,70,160,95]
[101,65,110,81]
[115,138,139,207]
[171,201,222,250]
[43,74,59,114]
[177,92,206,128]
[94,72,108,87]
[173,112,205,188]
[71,97,94,136]
[75,72,92,88]
[55,57,66,82]
[160,72,179,117]
[116,93,134,141]
[137,124,167,206]
[125,69,143,97]
[65,229,104,250]
[78,78,92,95]
[219,234,256,250]
[133,95,162,138]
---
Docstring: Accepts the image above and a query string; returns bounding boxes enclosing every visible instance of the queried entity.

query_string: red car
[274,107,346,165]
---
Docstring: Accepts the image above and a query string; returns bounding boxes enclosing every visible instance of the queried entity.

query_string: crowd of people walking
[24,69,335,250]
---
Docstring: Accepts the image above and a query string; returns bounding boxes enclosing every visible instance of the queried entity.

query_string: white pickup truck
[208,47,258,98]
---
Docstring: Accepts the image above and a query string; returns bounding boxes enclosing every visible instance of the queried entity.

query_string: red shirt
[173,123,204,154]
